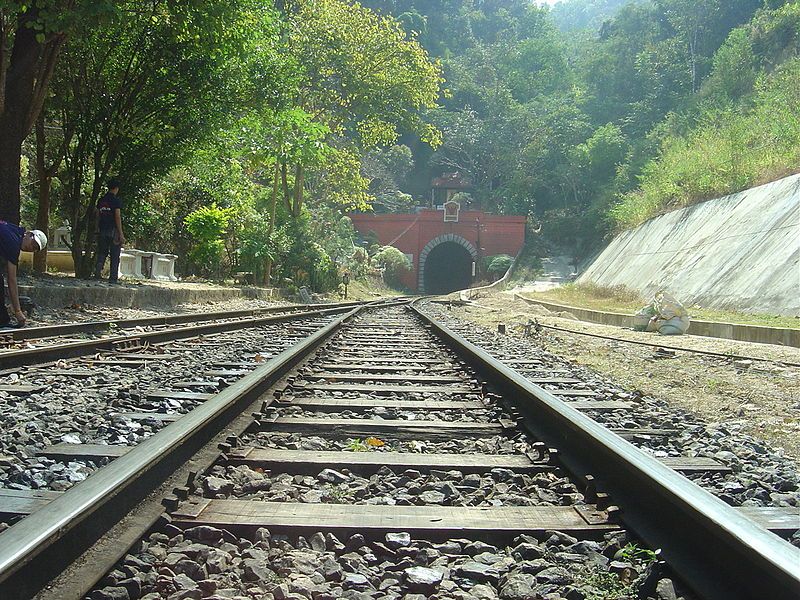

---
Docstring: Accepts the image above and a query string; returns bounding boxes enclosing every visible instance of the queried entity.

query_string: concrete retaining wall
[19,282,280,310]
[578,175,800,316]
[515,294,800,348]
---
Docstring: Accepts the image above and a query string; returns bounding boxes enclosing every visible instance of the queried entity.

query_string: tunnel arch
[418,234,478,294]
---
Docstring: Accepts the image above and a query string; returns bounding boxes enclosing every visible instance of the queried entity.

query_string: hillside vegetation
[614,4,800,228]
[364,0,800,247]
[8,0,798,291]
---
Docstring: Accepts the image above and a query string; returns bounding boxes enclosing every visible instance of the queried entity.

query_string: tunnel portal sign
[443,200,460,222]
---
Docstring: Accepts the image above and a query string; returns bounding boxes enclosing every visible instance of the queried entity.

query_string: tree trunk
[281,161,292,213]
[0,8,65,222]
[33,177,51,272]
[264,160,281,285]
[292,163,304,217]
[33,114,51,272]
[0,142,23,223]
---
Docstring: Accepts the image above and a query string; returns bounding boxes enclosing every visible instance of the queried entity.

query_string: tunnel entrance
[423,242,473,294]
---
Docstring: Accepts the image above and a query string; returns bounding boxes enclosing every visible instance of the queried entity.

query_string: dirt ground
[444,291,800,465]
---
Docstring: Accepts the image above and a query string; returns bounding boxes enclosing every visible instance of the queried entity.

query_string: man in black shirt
[94,178,126,283]
[0,222,47,327]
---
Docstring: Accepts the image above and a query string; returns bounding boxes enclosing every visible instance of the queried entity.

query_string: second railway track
[0,300,796,600]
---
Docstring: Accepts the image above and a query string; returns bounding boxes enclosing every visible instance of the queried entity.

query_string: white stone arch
[418,234,478,293]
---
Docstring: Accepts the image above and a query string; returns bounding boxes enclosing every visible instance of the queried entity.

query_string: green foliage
[346,438,370,452]
[486,254,514,276]
[613,57,800,228]
[548,0,641,32]
[578,567,634,600]
[288,0,444,149]
[238,213,291,284]
[620,542,659,563]
[371,245,412,289]
[184,203,234,277]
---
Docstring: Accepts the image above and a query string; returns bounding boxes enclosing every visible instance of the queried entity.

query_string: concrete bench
[117,250,177,281]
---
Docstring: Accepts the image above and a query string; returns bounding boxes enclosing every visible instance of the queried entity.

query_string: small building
[430,172,473,207]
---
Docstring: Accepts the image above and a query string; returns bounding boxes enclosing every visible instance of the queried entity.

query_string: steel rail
[412,304,800,600]
[0,302,372,599]
[530,320,800,367]
[2,300,363,343]
[0,304,360,370]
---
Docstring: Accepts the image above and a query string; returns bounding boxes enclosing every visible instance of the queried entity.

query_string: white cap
[30,230,48,251]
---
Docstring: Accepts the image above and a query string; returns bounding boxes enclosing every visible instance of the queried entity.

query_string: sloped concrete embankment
[579,174,800,316]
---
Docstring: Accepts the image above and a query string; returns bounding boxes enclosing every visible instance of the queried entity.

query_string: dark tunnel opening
[423,242,473,294]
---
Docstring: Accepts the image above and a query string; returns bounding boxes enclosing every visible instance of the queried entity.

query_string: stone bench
[118,250,177,281]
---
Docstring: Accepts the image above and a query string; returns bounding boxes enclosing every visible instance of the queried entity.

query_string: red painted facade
[349,210,527,291]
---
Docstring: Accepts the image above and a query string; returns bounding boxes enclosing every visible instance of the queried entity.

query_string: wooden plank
[331,344,432,351]
[317,363,432,372]
[0,488,62,516]
[0,384,45,394]
[567,400,633,411]
[292,383,475,395]
[282,398,485,411]
[336,338,431,345]
[112,353,178,360]
[302,373,464,384]
[615,428,678,439]
[266,417,505,440]
[171,500,617,537]
[82,359,146,368]
[28,369,95,378]
[205,370,248,378]
[504,360,546,365]
[227,448,541,473]
[113,412,181,422]
[38,443,129,460]
[174,381,222,389]
[739,507,800,533]
[326,358,443,365]
[142,390,214,401]
[549,389,596,397]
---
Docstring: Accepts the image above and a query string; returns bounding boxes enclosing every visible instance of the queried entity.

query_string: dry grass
[450,293,800,464]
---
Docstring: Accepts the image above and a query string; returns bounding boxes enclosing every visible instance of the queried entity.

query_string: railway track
[0,301,362,369]
[0,300,796,600]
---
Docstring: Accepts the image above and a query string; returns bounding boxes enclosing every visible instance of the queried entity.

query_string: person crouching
[0,222,47,327]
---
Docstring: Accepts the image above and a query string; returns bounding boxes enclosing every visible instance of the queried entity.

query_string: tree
[184,203,233,278]
[44,0,263,276]
[279,0,443,215]
[0,1,119,222]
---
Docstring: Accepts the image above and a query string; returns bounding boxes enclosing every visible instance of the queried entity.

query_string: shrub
[184,203,234,278]
[371,245,412,288]
[486,254,514,278]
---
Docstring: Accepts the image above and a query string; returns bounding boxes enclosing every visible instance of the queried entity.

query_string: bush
[486,254,514,278]
[371,245,412,288]
[184,203,234,278]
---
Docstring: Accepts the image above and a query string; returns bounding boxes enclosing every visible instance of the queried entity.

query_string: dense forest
[5,0,799,290]
[363,0,799,254]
